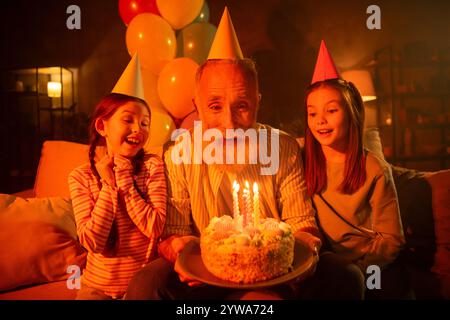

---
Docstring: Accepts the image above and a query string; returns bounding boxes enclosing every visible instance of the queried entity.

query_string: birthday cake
[200,215,295,283]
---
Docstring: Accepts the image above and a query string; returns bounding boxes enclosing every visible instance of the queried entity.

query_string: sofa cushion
[426,170,450,298]
[392,167,450,299]
[391,166,436,269]
[0,194,78,239]
[34,141,90,198]
[0,194,86,291]
[0,280,79,300]
[33,140,161,198]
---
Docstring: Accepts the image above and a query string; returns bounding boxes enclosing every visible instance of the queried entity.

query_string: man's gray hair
[195,58,259,91]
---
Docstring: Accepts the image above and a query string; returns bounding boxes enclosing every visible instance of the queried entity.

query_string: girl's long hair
[303,79,366,196]
[88,93,151,255]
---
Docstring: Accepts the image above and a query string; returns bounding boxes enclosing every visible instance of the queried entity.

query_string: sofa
[0,139,449,300]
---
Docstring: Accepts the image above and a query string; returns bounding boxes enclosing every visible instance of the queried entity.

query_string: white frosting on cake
[200,215,295,283]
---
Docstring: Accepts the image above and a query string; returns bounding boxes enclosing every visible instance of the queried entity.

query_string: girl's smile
[316,128,334,137]
[97,101,150,158]
[307,86,350,160]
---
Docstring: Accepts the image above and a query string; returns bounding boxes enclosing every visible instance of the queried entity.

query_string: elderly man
[126,8,364,300]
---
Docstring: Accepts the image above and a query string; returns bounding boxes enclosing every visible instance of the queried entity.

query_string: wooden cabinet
[374,44,450,171]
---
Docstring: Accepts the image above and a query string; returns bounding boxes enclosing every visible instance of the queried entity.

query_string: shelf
[379,123,449,130]
[377,92,450,99]
[40,104,76,112]
[406,123,449,129]
[375,60,450,69]
[4,91,50,97]
[387,154,450,162]
[1,66,77,194]
[374,45,450,170]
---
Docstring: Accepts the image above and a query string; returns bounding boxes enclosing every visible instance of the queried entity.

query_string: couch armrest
[13,189,35,198]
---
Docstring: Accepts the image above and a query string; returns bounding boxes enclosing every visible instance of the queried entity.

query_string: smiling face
[96,101,150,158]
[306,85,350,152]
[195,61,259,135]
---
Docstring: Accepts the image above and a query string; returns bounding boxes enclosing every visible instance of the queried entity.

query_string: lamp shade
[341,70,376,102]
[47,82,61,98]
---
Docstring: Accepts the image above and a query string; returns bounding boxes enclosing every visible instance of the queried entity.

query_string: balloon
[126,13,176,74]
[194,1,209,23]
[141,67,165,111]
[118,0,160,26]
[156,0,204,30]
[157,57,198,119]
[176,22,216,65]
[145,107,176,149]
[180,111,199,129]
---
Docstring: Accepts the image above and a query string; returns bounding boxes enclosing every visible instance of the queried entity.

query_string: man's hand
[294,230,322,255]
[158,235,199,263]
[157,235,203,287]
[95,155,116,187]
[174,258,204,287]
[288,231,321,284]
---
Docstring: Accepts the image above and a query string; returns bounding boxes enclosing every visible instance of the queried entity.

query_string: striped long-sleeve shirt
[68,153,166,298]
[162,123,318,238]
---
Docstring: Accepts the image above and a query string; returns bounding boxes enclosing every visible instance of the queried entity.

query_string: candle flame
[253,182,258,193]
[245,180,250,189]
[233,180,240,192]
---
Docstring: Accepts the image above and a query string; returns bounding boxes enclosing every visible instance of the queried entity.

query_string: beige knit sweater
[313,151,405,271]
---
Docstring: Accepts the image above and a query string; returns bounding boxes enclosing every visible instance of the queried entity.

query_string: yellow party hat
[112,52,145,100]
[207,7,243,59]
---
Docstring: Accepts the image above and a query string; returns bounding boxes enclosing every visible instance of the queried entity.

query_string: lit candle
[242,184,248,228]
[243,181,252,228]
[253,182,260,226]
[232,180,240,221]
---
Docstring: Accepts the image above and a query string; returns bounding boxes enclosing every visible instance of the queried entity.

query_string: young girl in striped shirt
[69,93,166,299]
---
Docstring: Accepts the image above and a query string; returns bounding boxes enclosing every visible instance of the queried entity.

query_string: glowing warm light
[242,187,249,228]
[363,96,377,102]
[138,33,143,39]
[167,39,172,45]
[341,70,377,102]
[47,82,61,98]
[253,182,260,226]
[165,124,170,130]
[200,13,204,19]
[171,76,176,83]
[231,180,260,228]
[188,42,194,49]
[131,2,137,9]
[232,180,240,220]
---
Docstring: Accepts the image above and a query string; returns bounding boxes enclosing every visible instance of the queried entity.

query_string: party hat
[207,7,243,59]
[311,40,340,84]
[112,52,145,100]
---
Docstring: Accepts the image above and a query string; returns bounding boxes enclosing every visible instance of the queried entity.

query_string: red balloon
[119,0,160,26]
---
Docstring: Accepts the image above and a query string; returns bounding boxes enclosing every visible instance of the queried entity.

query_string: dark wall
[207,0,450,132]
[2,0,449,131]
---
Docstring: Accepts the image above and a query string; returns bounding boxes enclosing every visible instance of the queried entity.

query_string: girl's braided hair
[88,93,150,255]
